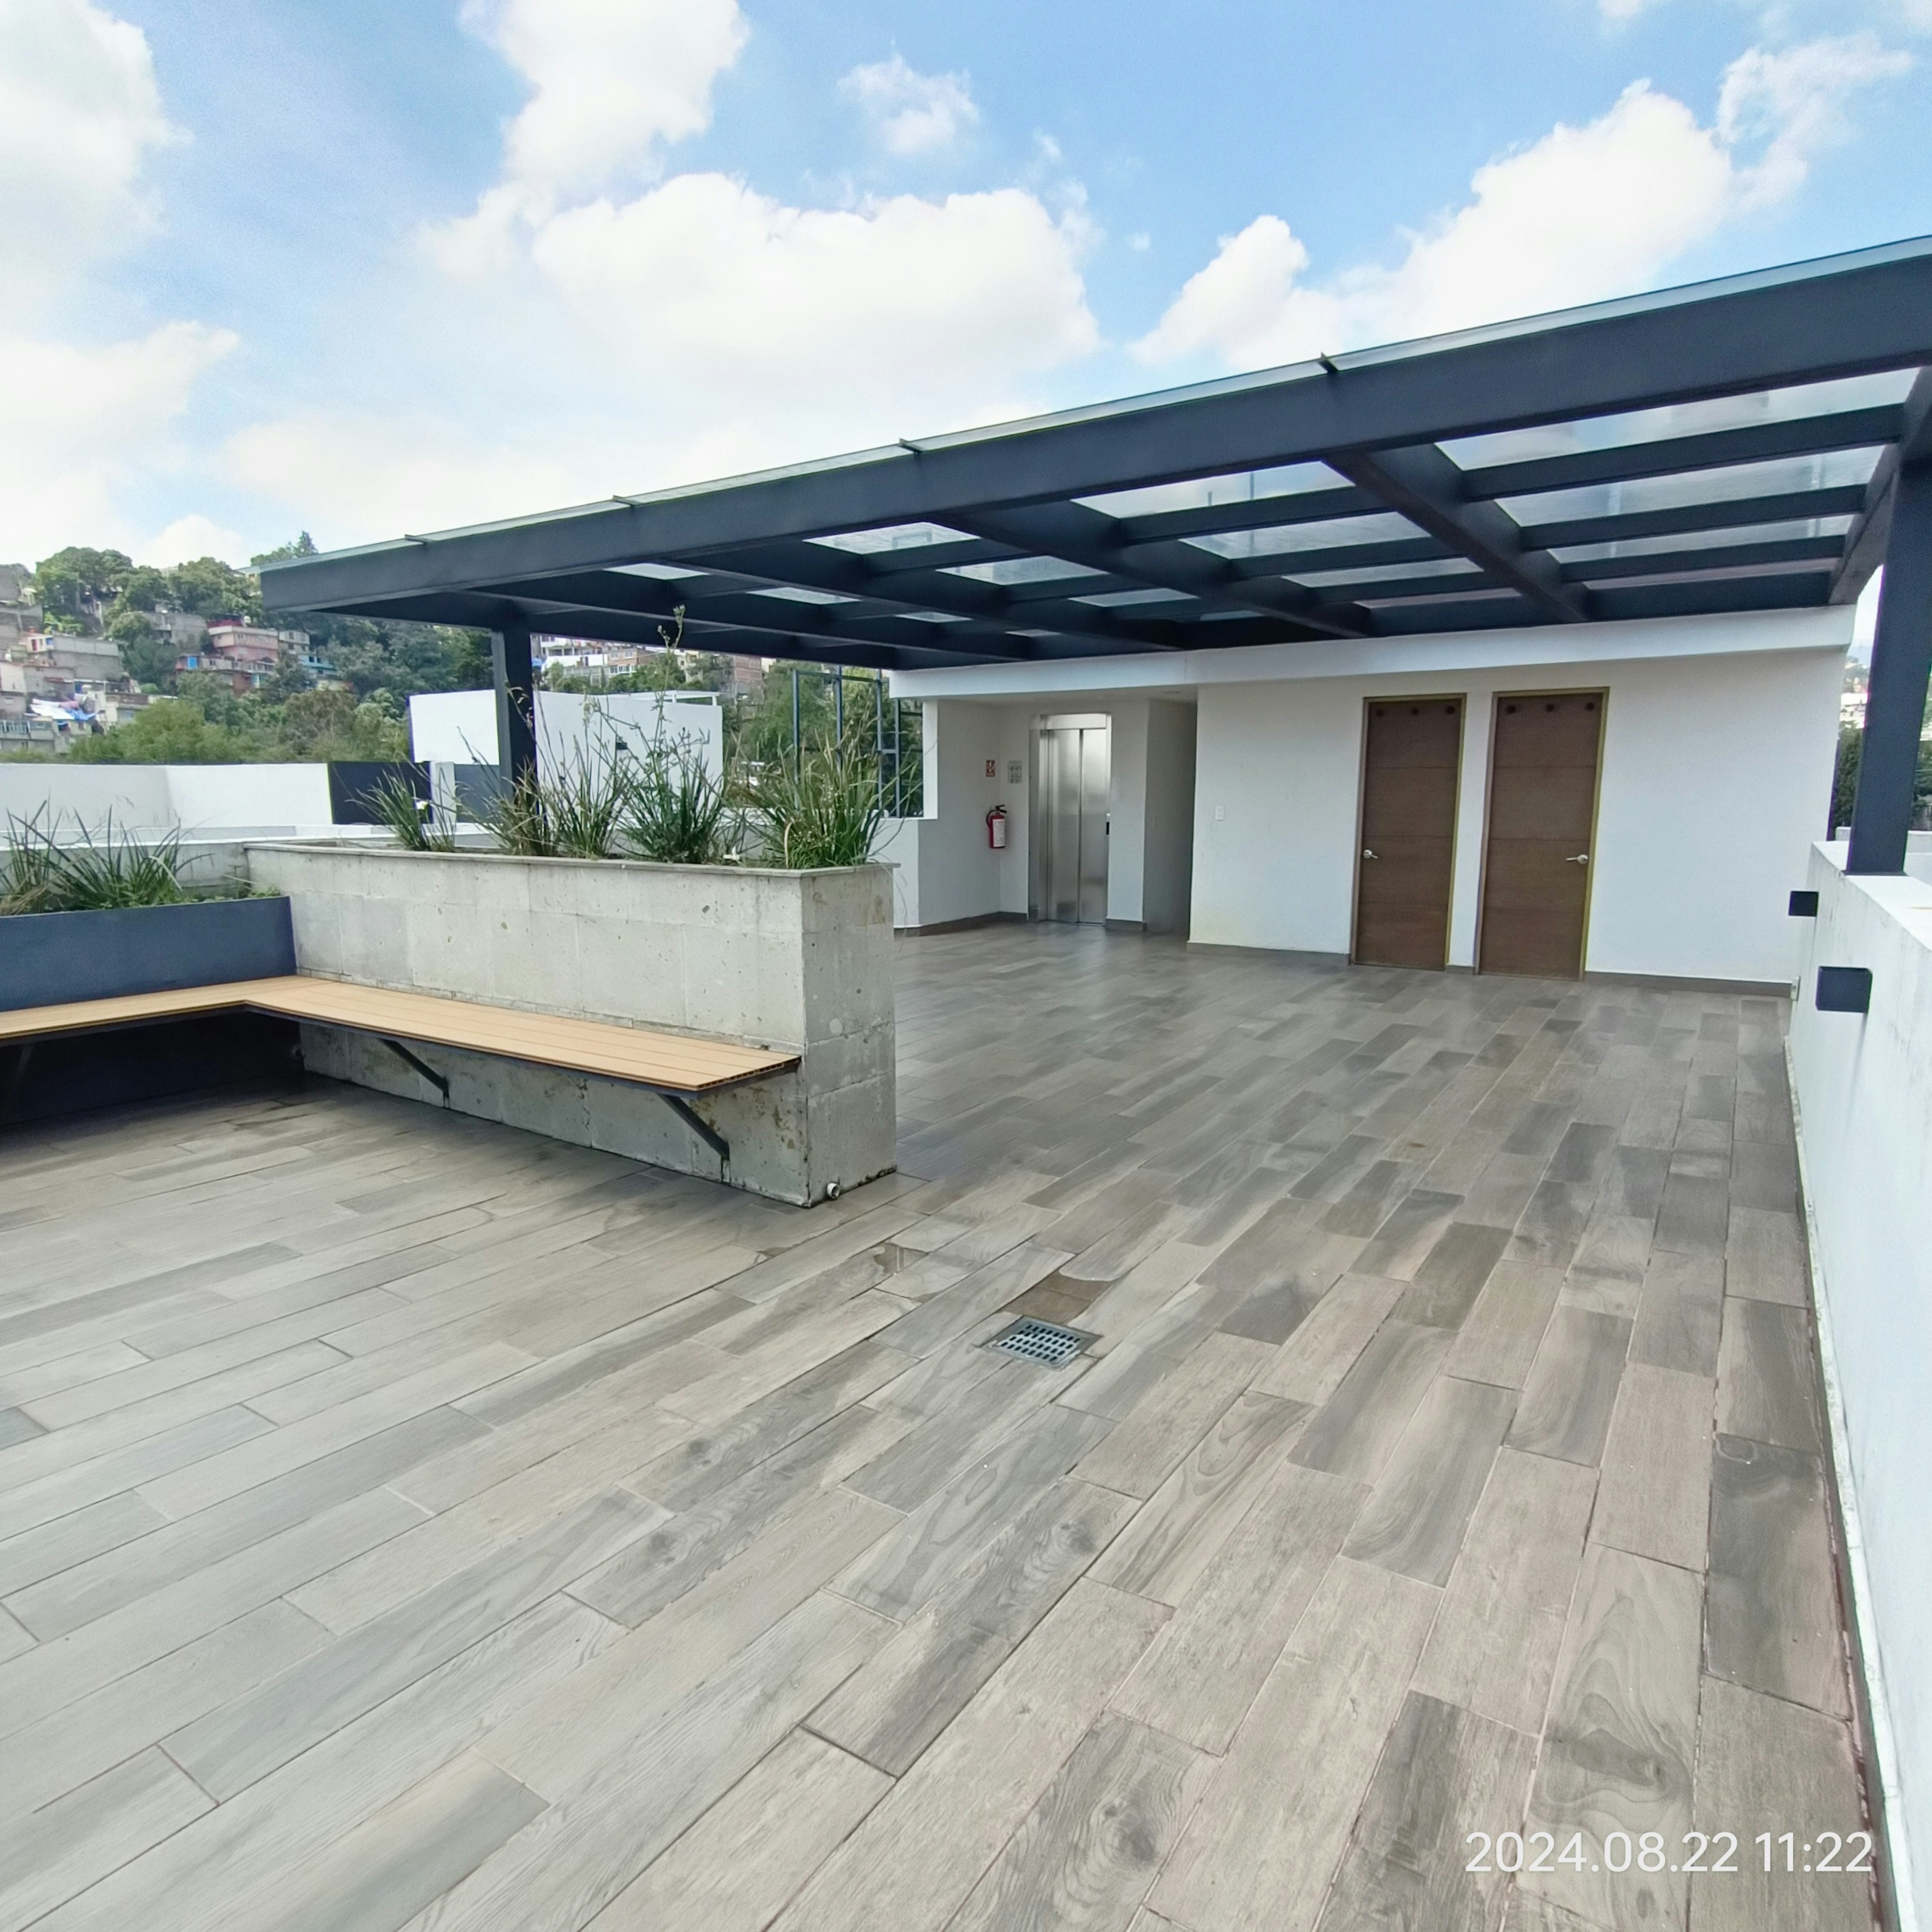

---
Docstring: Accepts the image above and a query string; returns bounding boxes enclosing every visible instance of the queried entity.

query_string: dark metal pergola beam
[260,239,1932,619]
[1327,443,1587,623]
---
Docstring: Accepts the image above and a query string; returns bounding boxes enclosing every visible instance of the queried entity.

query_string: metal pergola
[263,236,1932,876]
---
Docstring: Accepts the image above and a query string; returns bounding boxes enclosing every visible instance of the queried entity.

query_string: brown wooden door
[1353,697,1462,970]
[1478,691,1604,978]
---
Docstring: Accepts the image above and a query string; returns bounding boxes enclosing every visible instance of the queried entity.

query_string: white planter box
[243,843,896,1206]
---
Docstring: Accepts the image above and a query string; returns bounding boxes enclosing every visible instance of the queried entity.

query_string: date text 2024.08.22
[1465,1830,1874,1877]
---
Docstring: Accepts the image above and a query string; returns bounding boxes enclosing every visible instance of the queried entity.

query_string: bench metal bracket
[381,1037,451,1102]
[656,1090,730,1171]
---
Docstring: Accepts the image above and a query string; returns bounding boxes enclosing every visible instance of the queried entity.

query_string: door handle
[1565,853,1589,865]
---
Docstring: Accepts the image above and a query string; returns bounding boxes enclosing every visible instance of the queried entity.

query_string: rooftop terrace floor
[0,927,1879,1931]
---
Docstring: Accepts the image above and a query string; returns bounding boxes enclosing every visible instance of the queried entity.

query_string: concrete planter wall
[243,842,895,1205]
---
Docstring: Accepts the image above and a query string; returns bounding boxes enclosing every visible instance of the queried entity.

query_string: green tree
[105,610,177,690]
[32,547,133,632]
[65,697,258,764]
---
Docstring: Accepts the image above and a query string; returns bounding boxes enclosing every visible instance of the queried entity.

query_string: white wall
[908,698,1005,927]
[0,762,335,836]
[1190,644,1842,983]
[408,690,725,782]
[1143,700,1197,934]
[1788,841,1932,1922]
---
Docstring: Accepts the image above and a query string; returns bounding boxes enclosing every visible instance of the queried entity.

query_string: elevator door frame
[1030,714,1111,925]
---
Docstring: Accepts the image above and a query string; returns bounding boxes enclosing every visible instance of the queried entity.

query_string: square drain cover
[984,1318,1094,1367]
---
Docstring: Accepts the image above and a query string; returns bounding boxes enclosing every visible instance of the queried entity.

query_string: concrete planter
[242,842,895,1205]
[0,895,295,1011]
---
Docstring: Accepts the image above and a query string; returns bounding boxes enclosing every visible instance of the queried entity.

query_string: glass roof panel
[942,556,1106,586]
[1356,587,1520,610]
[613,561,705,581]
[1185,512,1420,560]
[1441,370,1918,470]
[1577,557,1837,590]
[900,609,972,623]
[809,522,971,553]
[749,586,858,606]
[1552,514,1855,564]
[1501,447,1882,526]
[1076,461,1343,521]
[1072,587,1198,608]
[1289,557,1482,589]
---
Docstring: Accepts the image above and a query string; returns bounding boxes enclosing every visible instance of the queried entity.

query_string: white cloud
[531,176,1095,405]
[460,0,744,198]
[138,513,248,568]
[840,53,979,156]
[1136,38,1910,370]
[223,415,592,547]
[391,12,1098,541]
[0,0,180,296]
[0,321,236,559]
[1717,32,1910,205]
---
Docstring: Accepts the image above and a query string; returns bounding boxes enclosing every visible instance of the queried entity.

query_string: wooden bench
[0,975,799,1169]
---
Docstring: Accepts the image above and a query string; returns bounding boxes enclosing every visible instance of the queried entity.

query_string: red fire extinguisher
[986,804,1007,850]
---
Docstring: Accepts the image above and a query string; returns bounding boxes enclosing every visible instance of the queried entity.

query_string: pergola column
[1847,462,1932,874]
[491,623,537,788]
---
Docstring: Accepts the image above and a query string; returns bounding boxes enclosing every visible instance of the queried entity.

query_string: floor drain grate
[984,1318,1093,1368]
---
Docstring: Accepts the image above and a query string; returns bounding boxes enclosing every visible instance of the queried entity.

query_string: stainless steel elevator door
[1037,725,1109,924]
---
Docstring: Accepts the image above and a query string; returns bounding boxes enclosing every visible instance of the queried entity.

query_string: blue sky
[4,0,1928,569]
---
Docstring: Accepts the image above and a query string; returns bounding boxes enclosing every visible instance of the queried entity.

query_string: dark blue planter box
[0,896,296,1011]
[1,898,301,1125]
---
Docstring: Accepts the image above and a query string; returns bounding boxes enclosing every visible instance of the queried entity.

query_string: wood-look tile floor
[0,926,1881,1932]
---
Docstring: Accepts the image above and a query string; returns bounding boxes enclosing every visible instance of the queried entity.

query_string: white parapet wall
[0,761,337,838]
[1788,836,1932,1924]
[242,842,896,1206]
[409,689,725,783]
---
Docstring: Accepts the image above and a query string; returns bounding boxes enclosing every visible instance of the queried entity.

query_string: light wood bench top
[0,976,799,1094]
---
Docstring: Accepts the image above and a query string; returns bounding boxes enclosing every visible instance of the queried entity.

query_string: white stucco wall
[1190,643,1841,982]
[408,689,725,782]
[1788,840,1932,1923]
[0,762,336,836]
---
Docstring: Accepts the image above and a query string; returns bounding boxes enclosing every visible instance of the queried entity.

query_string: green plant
[620,735,740,864]
[477,752,628,859]
[362,771,454,852]
[1,809,189,913]
[745,738,888,869]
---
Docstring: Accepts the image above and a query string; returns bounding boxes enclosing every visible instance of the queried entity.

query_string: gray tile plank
[1715,1298,1821,1451]
[1093,1391,1310,1605]
[1343,1374,1517,1586]
[1505,1308,1632,1467]
[1315,1691,1539,1932]
[1688,1676,1873,1932]
[589,1730,891,1932]
[1394,1222,1514,1329]
[1590,1364,1714,1573]
[1413,1446,1597,1737]
[1628,1250,1724,1377]
[1112,1459,1362,1753]
[1147,1556,1441,1932]
[770,1581,1167,1932]
[813,1478,1135,1774]
[164,1490,657,1798]
[1519,1544,1702,1931]
[1291,1320,1452,1486]
[1445,1259,1564,1390]
[947,1712,1210,1932]
[1705,1434,1848,1719]
[1072,1331,1271,1499]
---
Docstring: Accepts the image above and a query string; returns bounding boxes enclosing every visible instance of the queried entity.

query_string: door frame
[1472,686,1609,979]
[1348,691,1468,970]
